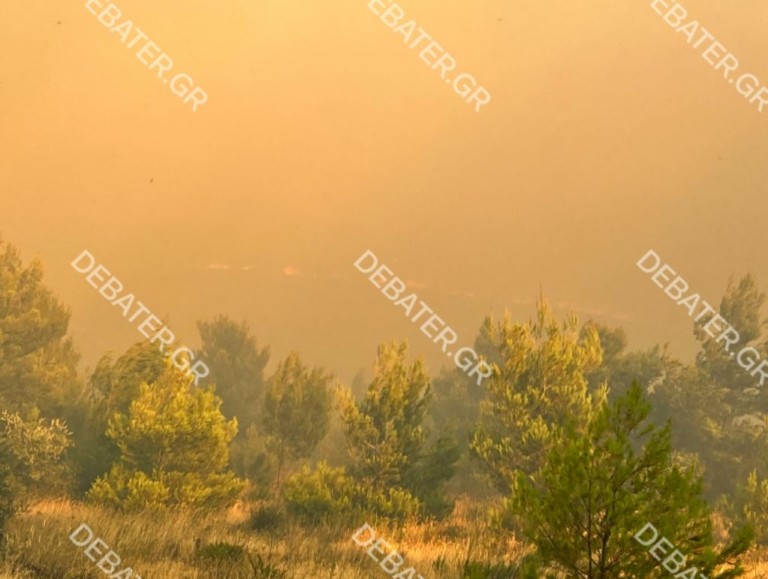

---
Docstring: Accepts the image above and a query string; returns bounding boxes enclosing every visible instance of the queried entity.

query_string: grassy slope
[0,499,764,578]
[0,499,526,578]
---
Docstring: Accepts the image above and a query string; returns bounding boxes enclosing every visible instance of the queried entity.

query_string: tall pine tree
[471,296,607,491]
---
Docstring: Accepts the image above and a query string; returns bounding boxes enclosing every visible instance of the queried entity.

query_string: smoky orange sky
[2,0,768,382]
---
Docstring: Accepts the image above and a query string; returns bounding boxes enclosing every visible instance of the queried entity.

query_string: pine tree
[652,274,768,498]
[584,324,666,402]
[69,341,166,494]
[0,238,80,417]
[260,352,332,487]
[196,316,271,486]
[694,274,766,415]
[470,296,607,492]
[338,341,432,489]
[88,358,244,510]
[87,340,167,419]
[283,342,453,522]
[196,315,270,430]
[512,382,751,578]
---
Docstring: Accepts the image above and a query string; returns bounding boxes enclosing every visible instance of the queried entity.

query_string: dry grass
[741,553,768,578]
[0,498,524,578]
[0,499,764,578]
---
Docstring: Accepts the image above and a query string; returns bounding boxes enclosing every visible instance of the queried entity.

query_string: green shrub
[88,466,245,511]
[88,467,169,512]
[283,461,422,524]
[283,462,353,524]
[351,483,421,520]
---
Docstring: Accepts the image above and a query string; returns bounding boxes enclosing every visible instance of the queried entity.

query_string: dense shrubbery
[283,461,353,523]
[283,461,422,523]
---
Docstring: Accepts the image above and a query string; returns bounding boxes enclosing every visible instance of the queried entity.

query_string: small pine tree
[339,341,432,489]
[337,341,458,519]
[512,382,751,578]
[88,358,245,510]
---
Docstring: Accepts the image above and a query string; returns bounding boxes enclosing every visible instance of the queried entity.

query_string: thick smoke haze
[3,0,767,381]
